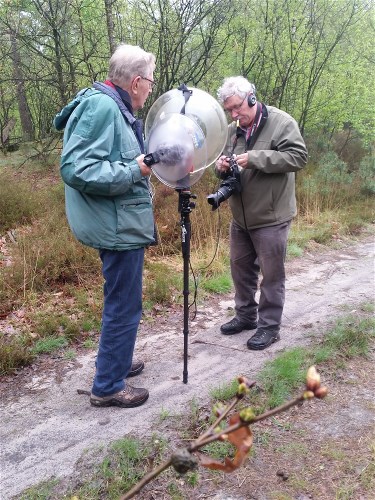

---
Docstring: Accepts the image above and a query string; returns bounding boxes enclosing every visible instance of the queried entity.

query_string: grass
[82,338,97,349]
[201,272,232,293]
[32,336,69,354]
[193,304,375,424]
[71,437,153,499]
[201,440,235,460]
[19,479,59,500]
[359,442,375,491]
[69,435,170,499]
[316,314,375,360]
[159,407,172,421]
[63,349,77,360]
[209,377,239,401]
[257,307,375,409]
[258,347,312,408]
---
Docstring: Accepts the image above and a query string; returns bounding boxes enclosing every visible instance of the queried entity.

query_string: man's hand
[233,153,248,169]
[137,154,152,177]
[216,155,231,174]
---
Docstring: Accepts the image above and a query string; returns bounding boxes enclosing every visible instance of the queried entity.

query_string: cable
[188,184,223,320]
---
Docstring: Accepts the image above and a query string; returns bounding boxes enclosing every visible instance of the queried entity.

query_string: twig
[120,367,326,499]
[192,379,256,446]
[188,394,304,451]
[193,398,237,446]
[120,457,173,500]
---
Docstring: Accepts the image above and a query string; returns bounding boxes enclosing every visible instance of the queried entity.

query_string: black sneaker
[127,360,144,377]
[90,384,149,408]
[247,328,280,350]
[220,317,257,335]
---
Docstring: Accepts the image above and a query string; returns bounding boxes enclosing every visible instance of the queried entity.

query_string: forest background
[0,0,374,372]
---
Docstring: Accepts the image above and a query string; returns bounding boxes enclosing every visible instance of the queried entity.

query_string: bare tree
[9,26,35,141]
[104,0,117,55]
[124,0,236,95]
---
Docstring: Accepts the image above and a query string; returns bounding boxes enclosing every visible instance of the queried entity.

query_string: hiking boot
[127,359,144,378]
[220,317,257,335]
[90,384,149,408]
[247,328,280,350]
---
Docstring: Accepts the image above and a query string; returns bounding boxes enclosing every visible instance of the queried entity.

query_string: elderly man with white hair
[54,44,157,408]
[216,76,307,350]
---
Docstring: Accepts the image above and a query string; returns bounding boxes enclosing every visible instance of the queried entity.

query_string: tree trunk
[9,30,35,141]
[104,0,116,55]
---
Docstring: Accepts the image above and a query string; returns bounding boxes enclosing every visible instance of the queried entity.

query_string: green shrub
[358,155,375,195]
[0,171,46,233]
[144,261,180,305]
[0,333,34,375]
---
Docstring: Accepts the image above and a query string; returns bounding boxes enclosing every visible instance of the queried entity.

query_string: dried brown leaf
[197,414,253,472]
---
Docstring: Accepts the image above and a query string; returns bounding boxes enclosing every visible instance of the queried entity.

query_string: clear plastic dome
[145,87,228,172]
[146,113,207,189]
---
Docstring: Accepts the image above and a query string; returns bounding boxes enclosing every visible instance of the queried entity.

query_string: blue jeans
[91,248,144,397]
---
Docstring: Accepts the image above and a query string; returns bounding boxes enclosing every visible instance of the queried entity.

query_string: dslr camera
[207,155,241,211]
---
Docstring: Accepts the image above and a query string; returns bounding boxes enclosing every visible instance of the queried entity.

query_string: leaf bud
[213,402,226,417]
[314,386,328,399]
[238,376,256,389]
[303,390,315,399]
[237,382,250,398]
[239,407,256,423]
[306,366,321,391]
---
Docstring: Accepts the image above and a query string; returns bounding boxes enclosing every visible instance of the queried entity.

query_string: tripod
[177,189,196,383]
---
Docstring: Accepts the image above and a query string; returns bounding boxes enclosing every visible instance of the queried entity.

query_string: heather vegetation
[0,135,373,375]
[0,0,374,375]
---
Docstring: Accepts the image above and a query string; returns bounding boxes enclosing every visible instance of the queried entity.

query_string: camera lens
[207,186,232,211]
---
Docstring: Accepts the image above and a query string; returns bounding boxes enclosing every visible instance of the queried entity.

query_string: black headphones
[247,93,256,107]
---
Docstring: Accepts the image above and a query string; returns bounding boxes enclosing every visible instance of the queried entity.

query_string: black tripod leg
[181,215,190,384]
[177,189,196,384]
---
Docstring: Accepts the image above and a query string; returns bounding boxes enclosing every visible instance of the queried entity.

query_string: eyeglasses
[224,95,247,114]
[140,76,157,89]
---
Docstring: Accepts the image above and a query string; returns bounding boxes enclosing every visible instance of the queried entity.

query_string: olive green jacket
[222,104,307,229]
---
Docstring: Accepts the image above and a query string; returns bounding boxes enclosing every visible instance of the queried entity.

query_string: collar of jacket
[235,103,269,151]
[93,81,136,126]
[93,81,145,153]
[103,80,135,115]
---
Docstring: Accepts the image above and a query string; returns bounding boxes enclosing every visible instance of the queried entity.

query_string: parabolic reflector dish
[145,87,228,171]
[146,113,207,189]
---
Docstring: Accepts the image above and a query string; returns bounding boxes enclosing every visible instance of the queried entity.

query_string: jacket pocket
[115,197,154,244]
[120,148,139,161]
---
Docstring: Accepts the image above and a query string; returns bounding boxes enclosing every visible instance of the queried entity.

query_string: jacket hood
[53,88,92,131]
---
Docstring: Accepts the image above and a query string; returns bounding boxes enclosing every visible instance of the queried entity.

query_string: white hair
[108,44,156,87]
[217,76,256,103]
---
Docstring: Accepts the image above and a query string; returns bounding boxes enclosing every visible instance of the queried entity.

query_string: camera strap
[246,103,268,150]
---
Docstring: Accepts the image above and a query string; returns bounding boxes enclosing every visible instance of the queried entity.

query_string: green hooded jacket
[54,86,155,250]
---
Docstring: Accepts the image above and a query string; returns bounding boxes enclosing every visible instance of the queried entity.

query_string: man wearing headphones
[216,76,307,350]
